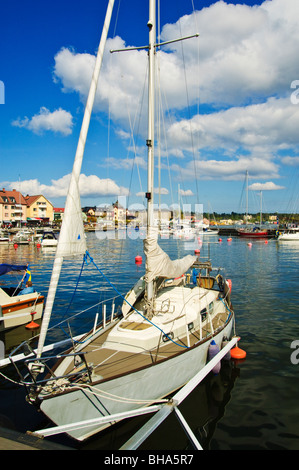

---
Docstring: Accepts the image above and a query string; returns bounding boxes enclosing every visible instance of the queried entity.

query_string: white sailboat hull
[277,231,299,241]
[39,317,233,441]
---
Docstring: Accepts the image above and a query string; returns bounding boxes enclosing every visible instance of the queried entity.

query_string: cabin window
[200,307,207,321]
[162,332,174,342]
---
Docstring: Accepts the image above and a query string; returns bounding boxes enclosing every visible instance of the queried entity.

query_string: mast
[145,0,156,304]
[246,170,248,225]
[36,0,115,360]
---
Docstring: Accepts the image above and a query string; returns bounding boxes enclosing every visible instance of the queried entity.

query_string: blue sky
[1,0,299,215]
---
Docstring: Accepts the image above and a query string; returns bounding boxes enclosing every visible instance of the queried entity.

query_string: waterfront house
[25,195,54,224]
[0,188,27,226]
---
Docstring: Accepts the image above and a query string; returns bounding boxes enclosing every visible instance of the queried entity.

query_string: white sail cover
[56,175,86,258]
[144,227,196,283]
[36,0,115,359]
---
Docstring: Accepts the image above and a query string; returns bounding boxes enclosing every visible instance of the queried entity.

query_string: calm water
[0,232,298,450]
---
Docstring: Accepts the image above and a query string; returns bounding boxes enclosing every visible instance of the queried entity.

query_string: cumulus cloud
[104,156,147,170]
[281,156,299,166]
[12,107,73,135]
[171,156,280,181]
[5,174,128,201]
[167,97,299,154]
[161,0,299,106]
[248,182,285,191]
[49,0,299,186]
[179,188,194,196]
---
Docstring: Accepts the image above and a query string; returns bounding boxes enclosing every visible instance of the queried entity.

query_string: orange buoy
[247,242,252,247]
[218,238,222,242]
[227,237,232,242]
[230,345,246,360]
[14,243,18,249]
[265,240,268,244]
[135,255,142,265]
[36,242,41,248]
[25,312,40,330]
[194,249,200,255]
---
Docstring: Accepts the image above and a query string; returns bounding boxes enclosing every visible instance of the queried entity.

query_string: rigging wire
[86,251,188,349]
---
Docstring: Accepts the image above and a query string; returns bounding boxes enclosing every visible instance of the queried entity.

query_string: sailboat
[237,172,269,238]
[10,0,237,442]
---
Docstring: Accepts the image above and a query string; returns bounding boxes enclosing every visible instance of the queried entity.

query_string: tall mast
[246,170,248,225]
[146,0,156,303]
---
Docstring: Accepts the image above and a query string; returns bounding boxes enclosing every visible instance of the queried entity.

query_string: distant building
[53,208,64,222]
[0,188,27,225]
[25,195,54,223]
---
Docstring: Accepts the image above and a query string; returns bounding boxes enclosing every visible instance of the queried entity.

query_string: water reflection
[0,234,298,449]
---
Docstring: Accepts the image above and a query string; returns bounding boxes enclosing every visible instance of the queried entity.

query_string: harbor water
[0,231,298,450]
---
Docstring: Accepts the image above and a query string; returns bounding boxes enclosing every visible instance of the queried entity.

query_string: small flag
[24,269,31,283]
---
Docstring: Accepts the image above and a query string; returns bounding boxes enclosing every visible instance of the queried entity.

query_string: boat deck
[67,309,229,383]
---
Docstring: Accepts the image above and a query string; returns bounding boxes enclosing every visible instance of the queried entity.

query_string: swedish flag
[24,268,31,283]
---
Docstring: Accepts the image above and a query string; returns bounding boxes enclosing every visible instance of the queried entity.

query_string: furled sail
[36,0,115,360]
[56,175,86,258]
[144,227,196,283]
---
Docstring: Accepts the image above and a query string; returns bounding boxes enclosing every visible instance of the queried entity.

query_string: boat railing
[19,350,94,390]
[6,293,124,375]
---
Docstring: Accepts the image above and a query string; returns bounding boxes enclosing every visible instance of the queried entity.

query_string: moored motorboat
[277,226,299,242]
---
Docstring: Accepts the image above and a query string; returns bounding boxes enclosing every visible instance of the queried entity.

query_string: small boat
[237,172,270,238]
[173,224,195,239]
[238,226,269,238]
[0,231,10,245]
[0,264,44,331]
[12,230,33,245]
[40,231,58,247]
[201,228,219,236]
[277,226,299,242]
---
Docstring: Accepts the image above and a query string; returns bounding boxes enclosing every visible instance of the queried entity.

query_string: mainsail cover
[56,174,86,258]
[144,227,196,282]
[36,0,115,359]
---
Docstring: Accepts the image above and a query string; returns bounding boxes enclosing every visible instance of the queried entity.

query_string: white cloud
[248,182,285,191]
[12,107,73,135]
[5,174,128,201]
[104,156,147,170]
[161,0,299,106]
[179,188,194,196]
[281,156,299,166]
[167,97,299,153]
[50,0,299,185]
[171,156,279,182]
